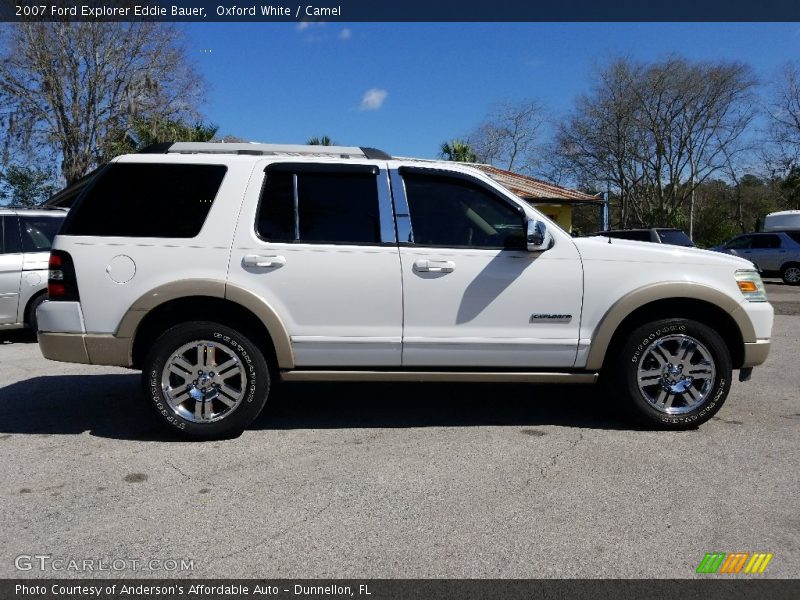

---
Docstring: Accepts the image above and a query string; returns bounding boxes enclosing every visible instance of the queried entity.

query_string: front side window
[20,215,63,252]
[401,171,524,249]
[257,165,381,245]
[62,163,227,238]
[725,235,751,250]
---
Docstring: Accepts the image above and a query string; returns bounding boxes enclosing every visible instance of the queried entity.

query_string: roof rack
[138,142,392,160]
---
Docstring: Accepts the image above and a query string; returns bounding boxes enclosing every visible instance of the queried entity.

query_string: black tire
[780,263,800,285]
[26,293,47,332]
[142,321,270,439]
[612,318,732,430]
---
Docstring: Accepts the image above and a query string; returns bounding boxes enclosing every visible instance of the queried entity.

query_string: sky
[184,22,800,160]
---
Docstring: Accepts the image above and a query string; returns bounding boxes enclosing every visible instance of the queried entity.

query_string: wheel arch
[23,289,47,326]
[117,280,294,370]
[585,282,752,371]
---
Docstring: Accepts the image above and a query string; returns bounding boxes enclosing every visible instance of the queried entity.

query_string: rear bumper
[38,332,132,367]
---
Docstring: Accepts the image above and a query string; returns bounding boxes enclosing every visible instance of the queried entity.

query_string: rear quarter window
[62,163,226,238]
[783,231,800,245]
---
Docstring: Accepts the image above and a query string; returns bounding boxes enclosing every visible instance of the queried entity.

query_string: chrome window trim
[292,173,300,240]
[388,169,413,244]
[377,168,397,244]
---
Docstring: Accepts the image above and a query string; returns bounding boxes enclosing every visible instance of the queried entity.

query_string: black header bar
[2,0,800,22]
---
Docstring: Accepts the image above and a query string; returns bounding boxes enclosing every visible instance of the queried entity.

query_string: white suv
[1,207,66,332]
[37,143,774,438]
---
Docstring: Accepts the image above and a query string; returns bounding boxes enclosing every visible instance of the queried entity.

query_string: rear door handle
[414,259,455,273]
[243,254,286,268]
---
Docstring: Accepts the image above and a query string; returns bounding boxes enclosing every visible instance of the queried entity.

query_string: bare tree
[766,62,800,173]
[556,59,644,227]
[0,22,204,184]
[557,57,757,231]
[468,99,546,173]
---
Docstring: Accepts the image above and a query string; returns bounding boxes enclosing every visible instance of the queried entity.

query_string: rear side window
[257,165,381,244]
[751,234,781,249]
[784,231,800,244]
[62,163,226,237]
[20,215,63,252]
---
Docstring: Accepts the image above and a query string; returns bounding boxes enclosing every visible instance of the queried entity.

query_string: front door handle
[243,254,286,268]
[414,259,455,273]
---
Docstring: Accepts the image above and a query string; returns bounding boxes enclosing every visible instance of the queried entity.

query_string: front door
[394,167,583,368]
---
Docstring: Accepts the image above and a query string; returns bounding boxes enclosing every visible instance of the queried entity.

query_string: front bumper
[741,340,771,368]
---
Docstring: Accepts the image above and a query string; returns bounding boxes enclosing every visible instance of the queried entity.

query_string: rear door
[228,161,403,367]
[0,216,23,324]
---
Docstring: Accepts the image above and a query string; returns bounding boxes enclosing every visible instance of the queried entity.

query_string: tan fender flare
[583,282,755,370]
[224,282,294,369]
[116,279,294,369]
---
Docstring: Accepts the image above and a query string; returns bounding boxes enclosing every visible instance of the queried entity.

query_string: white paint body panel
[50,155,255,334]
[573,237,769,366]
[399,246,582,367]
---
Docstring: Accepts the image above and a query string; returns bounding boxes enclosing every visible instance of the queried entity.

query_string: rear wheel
[613,318,732,429]
[781,263,800,285]
[142,321,270,439]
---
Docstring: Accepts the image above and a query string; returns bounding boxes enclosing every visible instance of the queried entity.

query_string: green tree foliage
[0,165,58,207]
[439,139,478,163]
[105,117,219,156]
[307,135,335,146]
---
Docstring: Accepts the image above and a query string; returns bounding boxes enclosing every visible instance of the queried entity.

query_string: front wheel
[612,318,732,429]
[142,321,270,439]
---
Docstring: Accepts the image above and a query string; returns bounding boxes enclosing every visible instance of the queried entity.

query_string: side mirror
[526,219,553,252]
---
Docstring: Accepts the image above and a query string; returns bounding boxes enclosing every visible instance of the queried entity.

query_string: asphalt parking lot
[0,282,798,579]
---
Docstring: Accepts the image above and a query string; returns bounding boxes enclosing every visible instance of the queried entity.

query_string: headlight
[735,270,768,302]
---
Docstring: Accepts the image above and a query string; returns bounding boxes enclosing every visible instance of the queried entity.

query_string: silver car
[0,208,66,331]
[712,231,800,285]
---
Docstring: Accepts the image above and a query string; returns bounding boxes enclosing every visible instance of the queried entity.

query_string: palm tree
[440,139,477,163]
[307,135,335,146]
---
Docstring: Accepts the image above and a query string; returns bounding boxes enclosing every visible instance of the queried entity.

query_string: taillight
[48,251,79,301]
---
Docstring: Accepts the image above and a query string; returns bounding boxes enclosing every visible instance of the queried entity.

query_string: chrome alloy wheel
[160,340,246,423]
[636,334,716,415]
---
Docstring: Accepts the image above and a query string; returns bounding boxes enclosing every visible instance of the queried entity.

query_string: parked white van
[763,210,800,232]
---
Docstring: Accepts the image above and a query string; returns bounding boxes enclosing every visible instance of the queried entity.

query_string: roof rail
[137,142,392,160]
